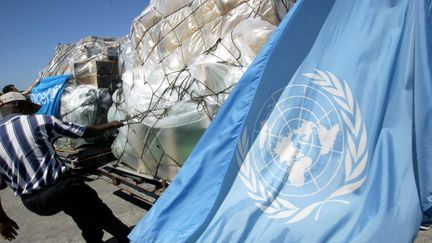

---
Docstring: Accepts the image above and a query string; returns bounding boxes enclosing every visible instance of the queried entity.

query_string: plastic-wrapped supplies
[55,84,116,149]
[40,36,122,149]
[108,103,205,181]
[38,0,296,180]
[107,0,296,180]
[105,0,296,180]
[117,0,283,127]
[40,36,120,81]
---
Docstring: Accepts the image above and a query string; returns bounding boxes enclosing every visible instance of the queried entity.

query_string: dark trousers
[21,173,131,243]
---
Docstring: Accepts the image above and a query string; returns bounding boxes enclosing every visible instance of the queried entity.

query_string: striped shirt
[0,114,85,196]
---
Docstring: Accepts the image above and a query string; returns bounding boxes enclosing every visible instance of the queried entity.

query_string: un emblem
[237,70,368,223]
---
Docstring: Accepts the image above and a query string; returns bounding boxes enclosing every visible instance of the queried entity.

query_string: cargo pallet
[97,163,167,206]
[57,146,166,206]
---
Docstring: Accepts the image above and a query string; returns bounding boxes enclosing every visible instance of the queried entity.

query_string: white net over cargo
[108,0,295,181]
[41,0,296,181]
[115,0,296,128]
[40,36,122,149]
[41,36,121,80]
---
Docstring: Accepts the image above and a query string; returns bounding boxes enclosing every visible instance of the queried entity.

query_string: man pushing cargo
[0,92,131,242]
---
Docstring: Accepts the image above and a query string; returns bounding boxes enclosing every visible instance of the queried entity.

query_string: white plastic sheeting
[109,105,205,180]
[56,85,115,149]
[40,36,120,81]
[40,0,296,181]
[115,0,285,128]
[40,36,121,149]
[108,0,295,180]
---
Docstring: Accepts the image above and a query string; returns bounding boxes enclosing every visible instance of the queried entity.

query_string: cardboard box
[74,60,119,88]
[76,74,118,88]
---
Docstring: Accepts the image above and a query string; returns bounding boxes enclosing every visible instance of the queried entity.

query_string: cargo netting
[41,0,296,181]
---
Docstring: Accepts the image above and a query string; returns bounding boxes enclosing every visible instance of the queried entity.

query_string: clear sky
[0,0,149,91]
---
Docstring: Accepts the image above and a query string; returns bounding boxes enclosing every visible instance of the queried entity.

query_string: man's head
[2,84,18,94]
[0,92,40,116]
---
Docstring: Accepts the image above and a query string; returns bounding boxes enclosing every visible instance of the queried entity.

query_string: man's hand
[82,120,125,138]
[108,120,125,129]
[0,215,18,241]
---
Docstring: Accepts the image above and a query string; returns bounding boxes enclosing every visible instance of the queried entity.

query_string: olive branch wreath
[237,69,368,223]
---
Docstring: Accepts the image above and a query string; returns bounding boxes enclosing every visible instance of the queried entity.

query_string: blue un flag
[130,0,432,242]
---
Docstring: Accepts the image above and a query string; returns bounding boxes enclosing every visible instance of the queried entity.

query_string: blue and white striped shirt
[0,114,85,196]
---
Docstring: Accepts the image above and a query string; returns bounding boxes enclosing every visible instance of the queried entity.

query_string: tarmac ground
[0,177,148,243]
[0,177,431,243]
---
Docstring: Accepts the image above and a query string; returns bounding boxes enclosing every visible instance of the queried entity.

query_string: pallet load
[109,0,295,181]
[38,0,296,184]
[38,36,122,168]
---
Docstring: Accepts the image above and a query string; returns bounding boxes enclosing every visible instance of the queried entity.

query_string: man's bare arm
[22,78,40,96]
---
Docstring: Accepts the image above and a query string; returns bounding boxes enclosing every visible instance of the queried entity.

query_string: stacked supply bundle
[109,0,296,180]
[38,0,296,179]
[39,36,122,149]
